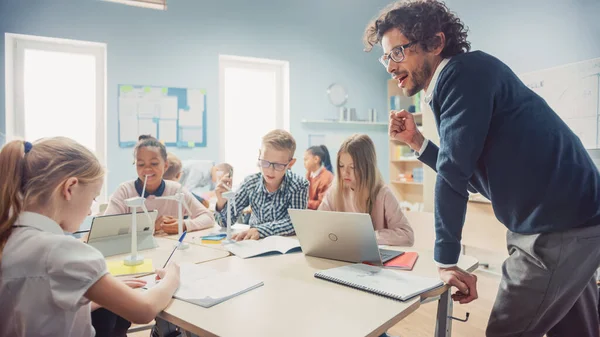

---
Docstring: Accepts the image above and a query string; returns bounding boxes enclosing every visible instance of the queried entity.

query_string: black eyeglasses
[379,41,417,67]
[258,158,291,171]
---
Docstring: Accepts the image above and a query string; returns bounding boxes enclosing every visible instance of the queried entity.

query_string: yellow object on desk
[107,259,154,276]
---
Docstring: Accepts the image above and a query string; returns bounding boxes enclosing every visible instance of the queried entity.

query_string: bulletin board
[118,84,207,148]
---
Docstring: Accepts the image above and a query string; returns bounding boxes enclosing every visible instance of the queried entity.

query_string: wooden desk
[157,252,478,337]
[105,237,230,268]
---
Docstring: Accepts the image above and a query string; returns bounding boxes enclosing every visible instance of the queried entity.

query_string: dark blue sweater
[420,51,600,265]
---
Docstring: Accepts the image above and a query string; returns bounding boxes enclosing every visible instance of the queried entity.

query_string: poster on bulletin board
[118,85,207,148]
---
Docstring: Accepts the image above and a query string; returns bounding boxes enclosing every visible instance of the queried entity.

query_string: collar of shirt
[257,170,289,195]
[310,166,324,179]
[14,211,64,235]
[135,178,166,197]
[424,58,451,104]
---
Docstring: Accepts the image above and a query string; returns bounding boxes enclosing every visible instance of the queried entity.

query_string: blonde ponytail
[0,141,27,260]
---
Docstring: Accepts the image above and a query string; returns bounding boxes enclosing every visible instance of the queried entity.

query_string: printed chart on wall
[519,57,600,149]
[118,85,207,148]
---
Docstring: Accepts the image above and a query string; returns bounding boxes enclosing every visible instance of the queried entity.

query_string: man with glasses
[214,129,309,241]
[364,1,600,336]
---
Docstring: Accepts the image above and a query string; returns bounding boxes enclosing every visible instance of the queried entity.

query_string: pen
[163,231,187,268]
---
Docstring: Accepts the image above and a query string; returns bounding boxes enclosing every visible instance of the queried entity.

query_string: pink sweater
[318,185,414,246]
[104,180,215,232]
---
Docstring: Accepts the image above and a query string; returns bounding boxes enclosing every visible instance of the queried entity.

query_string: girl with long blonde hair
[319,134,414,246]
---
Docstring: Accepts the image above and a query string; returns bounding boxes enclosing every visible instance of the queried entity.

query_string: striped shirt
[216,170,309,238]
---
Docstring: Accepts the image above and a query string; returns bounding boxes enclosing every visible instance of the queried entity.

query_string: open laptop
[86,211,158,257]
[288,209,403,266]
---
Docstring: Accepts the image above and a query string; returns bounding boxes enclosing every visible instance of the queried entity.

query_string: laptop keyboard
[379,249,403,263]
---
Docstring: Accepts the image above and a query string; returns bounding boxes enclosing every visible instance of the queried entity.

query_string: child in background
[0,137,179,337]
[180,161,234,196]
[304,145,334,210]
[319,134,414,246]
[105,135,214,234]
[164,152,210,209]
[163,152,183,181]
[214,129,309,240]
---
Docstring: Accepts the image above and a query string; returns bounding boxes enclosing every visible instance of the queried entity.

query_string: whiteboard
[519,57,600,149]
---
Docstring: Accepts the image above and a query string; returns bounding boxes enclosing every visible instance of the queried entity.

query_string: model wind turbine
[155,185,191,250]
[123,175,153,266]
[221,187,237,244]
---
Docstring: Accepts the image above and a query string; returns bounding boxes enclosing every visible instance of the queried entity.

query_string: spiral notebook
[315,263,443,301]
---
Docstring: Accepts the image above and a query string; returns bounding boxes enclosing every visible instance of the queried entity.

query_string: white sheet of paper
[187,89,205,110]
[180,127,203,143]
[159,120,177,143]
[138,100,159,119]
[138,119,157,138]
[179,107,203,127]
[141,263,263,304]
[119,117,138,143]
[119,97,138,119]
[160,97,178,119]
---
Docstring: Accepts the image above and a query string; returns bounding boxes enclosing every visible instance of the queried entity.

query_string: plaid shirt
[216,170,309,238]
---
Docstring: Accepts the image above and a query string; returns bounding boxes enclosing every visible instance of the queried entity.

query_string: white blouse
[0,212,108,337]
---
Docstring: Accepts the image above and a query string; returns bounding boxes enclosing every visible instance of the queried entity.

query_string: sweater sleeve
[103,184,129,215]
[376,188,415,246]
[433,62,494,265]
[317,187,335,211]
[308,173,333,210]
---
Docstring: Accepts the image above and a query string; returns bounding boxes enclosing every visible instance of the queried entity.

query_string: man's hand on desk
[439,266,478,304]
[232,228,260,241]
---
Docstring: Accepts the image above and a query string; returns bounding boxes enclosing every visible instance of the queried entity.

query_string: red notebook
[382,251,419,270]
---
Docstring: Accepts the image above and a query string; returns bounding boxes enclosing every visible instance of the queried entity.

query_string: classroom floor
[389,267,501,337]
[128,266,502,337]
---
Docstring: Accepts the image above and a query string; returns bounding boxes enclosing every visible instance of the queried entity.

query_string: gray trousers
[486,224,600,337]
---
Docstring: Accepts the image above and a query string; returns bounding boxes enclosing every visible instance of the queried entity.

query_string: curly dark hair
[363,0,470,59]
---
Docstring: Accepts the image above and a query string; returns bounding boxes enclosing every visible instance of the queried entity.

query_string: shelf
[391,180,423,186]
[301,119,387,127]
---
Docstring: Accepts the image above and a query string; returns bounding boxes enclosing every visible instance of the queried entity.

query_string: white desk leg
[434,288,453,337]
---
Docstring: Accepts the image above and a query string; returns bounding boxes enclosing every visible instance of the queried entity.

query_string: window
[219,55,290,187]
[5,34,107,201]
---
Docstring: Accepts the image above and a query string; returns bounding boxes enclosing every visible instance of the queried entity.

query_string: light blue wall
[446,0,600,73]
[0,0,392,194]
[1,0,599,194]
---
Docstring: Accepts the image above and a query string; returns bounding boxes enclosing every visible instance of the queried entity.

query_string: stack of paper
[141,263,263,308]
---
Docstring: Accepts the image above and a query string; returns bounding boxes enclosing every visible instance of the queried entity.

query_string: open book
[315,263,443,301]
[141,263,263,308]
[223,236,301,259]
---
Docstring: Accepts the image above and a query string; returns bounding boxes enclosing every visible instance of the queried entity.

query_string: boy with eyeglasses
[214,129,309,241]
